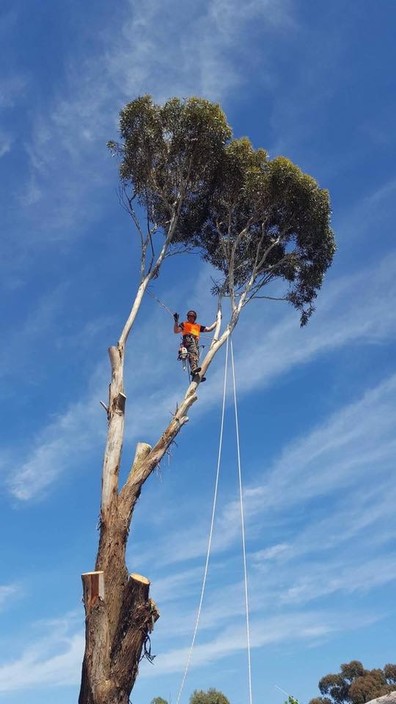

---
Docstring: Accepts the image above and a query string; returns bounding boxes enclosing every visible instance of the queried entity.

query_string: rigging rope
[176,338,230,704]
[230,338,253,704]
[176,336,253,704]
[146,288,174,317]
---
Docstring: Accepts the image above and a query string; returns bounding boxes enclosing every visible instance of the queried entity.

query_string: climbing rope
[176,338,230,704]
[176,336,253,704]
[146,288,174,318]
[230,338,253,704]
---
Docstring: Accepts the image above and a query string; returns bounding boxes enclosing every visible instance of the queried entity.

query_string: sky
[1,1,396,703]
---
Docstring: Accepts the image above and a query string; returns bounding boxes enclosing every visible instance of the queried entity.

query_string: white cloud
[5,249,396,502]
[0,284,70,381]
[336,175,396,247]
[279,554,396,606]
[0,131,12,158]
[0,583,21,609]
[252,543,289,561]
[250,373,396,513]
[16,0,293,240]
[6,394,104,501]
[0,73,26,109]
[141,609,379,678]
[110,0,294,103]
[143,369,396,591]
[0,605,377,692]
[228,254,396,395]
[0,614,83,692]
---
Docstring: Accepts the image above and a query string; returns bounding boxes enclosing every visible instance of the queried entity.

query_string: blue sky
[1,1,396,703]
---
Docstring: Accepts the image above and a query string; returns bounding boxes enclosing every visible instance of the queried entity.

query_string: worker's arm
[203,321,216,332]
[173,313,183,333]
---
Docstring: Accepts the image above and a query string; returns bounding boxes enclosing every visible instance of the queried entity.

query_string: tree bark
[79,568,159,704]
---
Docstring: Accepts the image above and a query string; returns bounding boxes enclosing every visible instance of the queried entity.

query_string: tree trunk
[79,570,159,704]
[78,342,160,704]
[78,310,231,704]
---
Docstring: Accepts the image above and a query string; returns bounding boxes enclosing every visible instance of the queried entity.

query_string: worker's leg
[188,338,200,373]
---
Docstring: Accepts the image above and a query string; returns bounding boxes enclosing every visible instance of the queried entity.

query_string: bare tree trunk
[79,335,161,704]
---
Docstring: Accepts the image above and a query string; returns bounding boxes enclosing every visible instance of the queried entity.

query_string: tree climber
[173,310,216,381]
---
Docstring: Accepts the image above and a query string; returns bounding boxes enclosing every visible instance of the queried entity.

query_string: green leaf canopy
[109,96,335,325]
[174,137,335,324]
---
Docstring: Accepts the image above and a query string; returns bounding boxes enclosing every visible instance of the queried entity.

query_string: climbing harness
[176,337,253,704]
[177,339,206,375]
[145,290,201,377]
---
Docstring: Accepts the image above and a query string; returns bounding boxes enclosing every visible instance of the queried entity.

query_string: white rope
[230,338,253,704]
[176,338,230,704]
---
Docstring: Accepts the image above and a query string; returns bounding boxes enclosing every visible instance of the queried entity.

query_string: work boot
[190,367,201,375]
[191,371,206,382]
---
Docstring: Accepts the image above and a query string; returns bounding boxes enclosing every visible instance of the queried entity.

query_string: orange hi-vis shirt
[181,321,203,339]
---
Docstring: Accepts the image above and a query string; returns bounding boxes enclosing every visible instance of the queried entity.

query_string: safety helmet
[186,310,197,320]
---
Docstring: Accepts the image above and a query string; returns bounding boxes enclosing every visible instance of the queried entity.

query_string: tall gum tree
[78,96,336,704]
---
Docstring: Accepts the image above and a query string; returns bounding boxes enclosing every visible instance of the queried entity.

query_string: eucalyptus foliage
[309,661,396,704]
[108,95,231,241]
[109,95,335,325]
[189,688,231,704]
[176,138,335,324]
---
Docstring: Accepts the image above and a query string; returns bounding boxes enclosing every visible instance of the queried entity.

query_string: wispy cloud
[141,609,379,679]
[0,603,379,692]
[5,394,105,501]
[15,0,293,242]
[0,131,12,158]
[5,249,396,502]
[278,554,396,606]
[0,613,83,692]
[0,73,26,110]
[2,366,394,685]
[336,175,396,248]
[109,0,294,103]
[0,284,69,383]
[0,583,21,610]
[132,367,396,657]
[228,254,396,395]
[249,373,396,515]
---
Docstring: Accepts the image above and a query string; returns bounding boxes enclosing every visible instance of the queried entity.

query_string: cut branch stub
[114,392,126,414]
[110,573,159,691]
[129,572,150,592]
[82,571,105,612]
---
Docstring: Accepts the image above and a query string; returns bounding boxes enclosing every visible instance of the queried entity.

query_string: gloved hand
[173,312,179,323]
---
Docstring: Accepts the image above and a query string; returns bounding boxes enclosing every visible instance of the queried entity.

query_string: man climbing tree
[174,309,216,380]
[78,95,336,704]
